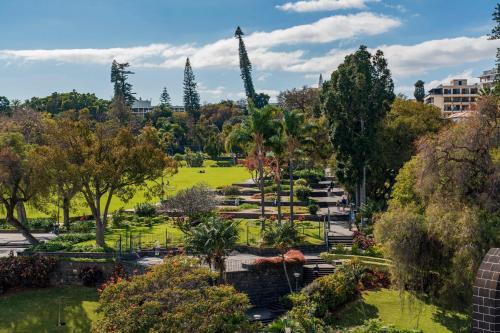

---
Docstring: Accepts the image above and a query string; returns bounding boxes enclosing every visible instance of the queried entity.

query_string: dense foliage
[375,97,500,307]
[0,255,57,294]
[94,256,255,333]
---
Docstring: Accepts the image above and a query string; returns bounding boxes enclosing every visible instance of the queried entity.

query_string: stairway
[327,235,354,247]
[303,263,335,285]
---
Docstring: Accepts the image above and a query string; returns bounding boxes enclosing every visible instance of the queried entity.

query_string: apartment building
[424,79,479,114]
[132,99,186,116]
[131,99,153,116]
[479,68,498,89]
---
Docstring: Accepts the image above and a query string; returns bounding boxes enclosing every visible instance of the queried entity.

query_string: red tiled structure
[472,248,500,333]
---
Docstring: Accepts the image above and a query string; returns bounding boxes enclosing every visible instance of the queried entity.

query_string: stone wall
[225,263,303,307]
[49,260,143,286]
[472,248,500,333]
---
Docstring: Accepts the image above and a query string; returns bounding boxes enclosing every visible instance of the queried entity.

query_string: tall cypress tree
[414,80,425,102]
[160,87,171,107]
[110,60,136,106]
[489,3,500,91]
[322,46,395,206]
[183,58,201,122]
[235,27,256,101]
[318,74,324,88]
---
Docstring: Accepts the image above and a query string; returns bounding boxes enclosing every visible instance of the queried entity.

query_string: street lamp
[293,272,301,291]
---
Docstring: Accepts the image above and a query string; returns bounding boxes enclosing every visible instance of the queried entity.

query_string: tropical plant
[225,105,278,226]
[185,215,239,283]
[262,222,302,292]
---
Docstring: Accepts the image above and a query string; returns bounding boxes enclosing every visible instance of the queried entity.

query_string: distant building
[132,98,186,116]
[479,68,498,89]
[131,99,153,116]
[425,79,479,114]
[171,105,185,112]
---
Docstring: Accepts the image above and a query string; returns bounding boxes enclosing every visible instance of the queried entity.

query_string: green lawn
[0,287,100,333]
[75,218,325,249]
[8,161,250,219]
[333,289,469,333]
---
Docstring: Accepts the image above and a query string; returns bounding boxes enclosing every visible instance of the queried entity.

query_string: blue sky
[0,0,499,104]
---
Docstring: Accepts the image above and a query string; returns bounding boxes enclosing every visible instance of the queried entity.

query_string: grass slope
[4,162,250,219]
[334,289,469,333]
[0,287,100,333]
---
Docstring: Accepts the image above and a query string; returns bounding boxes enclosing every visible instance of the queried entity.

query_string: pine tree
[489,3,500,90]
[414,80,425,102]
[160,87,171,107]
[235,27,257,103]
[183,58,201,122]
[110,60,136,106]
[318,74,323,88]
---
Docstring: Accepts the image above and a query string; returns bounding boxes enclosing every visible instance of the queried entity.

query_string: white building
[479,68,498,89]
[425,79,479,114]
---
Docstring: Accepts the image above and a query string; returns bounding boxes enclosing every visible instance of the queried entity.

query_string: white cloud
[0,12,400,73]
[257,73,272,82]
[284,36,499,79]
[379,36,498,77]
[276,0,376,13]
[426,69,479,90]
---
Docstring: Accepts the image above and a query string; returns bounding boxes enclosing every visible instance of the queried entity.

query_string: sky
[0,0,499,105]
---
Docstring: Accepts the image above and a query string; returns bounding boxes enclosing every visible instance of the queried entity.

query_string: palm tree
[268,122,287,224]
[283,110,306,225]
[262,222,301,293]
[185,216,239,284]
[225,105,277,228]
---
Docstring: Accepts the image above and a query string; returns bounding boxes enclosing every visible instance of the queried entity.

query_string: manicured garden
[2,160,250,220]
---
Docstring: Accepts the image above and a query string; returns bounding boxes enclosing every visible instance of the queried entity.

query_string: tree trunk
[94,189,105,248]
[62,197,70,230]
[277,168,282,225]
[355,183,360,208]
[258,149,265,229]
[102,189,115,227]
[95,215,105,248]
[16,202,27,224]
[281,253,293,293]
[6,206,39,245]
[289,159,294,225]
[360,165,367,206]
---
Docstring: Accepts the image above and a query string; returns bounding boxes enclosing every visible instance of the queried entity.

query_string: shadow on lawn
[328,295,379,327]
[0,287,98,333]
[433,310,470,333]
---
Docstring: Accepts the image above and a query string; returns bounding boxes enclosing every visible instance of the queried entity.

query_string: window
[444,97,451,102]
[461,88,469,94]
[470,88,478,94]
[452,89,460,94]
[444,89,451,94]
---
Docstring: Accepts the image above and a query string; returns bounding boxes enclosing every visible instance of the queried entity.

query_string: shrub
[173,153,184,162]
[353,231,375,250]
[111,208,128,228]
[221,185,241,196]
[184,148,205,167]
[365,244,384,258]
[294,169,323,184]
[79,266,104,287]
[25,218,54,231]
[134,202,157,217]
[0,255,57,294]
[69,220,95,233]
[302,267,358,318]
[308,203,319,215]
[294,178,308,187]
[295,186,313,202]
[253,250,306,266]
[31,233,96,252]
[239,203,259,210]
[213,160,234,167]
[94,256,255,333]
